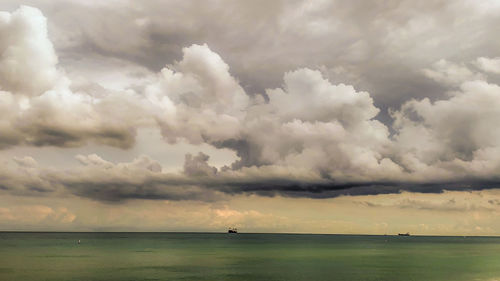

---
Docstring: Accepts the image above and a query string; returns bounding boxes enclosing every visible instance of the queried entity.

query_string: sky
[1,0,500,235]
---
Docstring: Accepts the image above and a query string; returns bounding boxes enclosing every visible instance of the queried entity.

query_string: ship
[398,232,410,236]
[228,227,238,233]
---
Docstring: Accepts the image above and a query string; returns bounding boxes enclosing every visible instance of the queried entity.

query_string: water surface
[0,232,499,281]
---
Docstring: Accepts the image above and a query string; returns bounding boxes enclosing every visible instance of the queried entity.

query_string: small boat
[228,227,238,234]
[398,232,410,236]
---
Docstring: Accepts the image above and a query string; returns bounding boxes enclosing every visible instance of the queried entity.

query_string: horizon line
[0,230,498,237]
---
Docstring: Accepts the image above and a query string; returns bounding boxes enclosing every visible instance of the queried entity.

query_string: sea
[0,232,499,281]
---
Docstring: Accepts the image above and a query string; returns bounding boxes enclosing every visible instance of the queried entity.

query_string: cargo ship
[398,232,410,236]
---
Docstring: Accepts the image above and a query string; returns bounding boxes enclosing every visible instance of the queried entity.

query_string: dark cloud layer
[2,154,500,203]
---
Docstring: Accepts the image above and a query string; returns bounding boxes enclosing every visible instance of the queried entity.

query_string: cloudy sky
[1,0,500,235]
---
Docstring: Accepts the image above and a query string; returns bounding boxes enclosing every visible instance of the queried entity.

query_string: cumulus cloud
[391,80,500,181]
[475,57,500,75]
[0,6,143,149]
[146,43,249,144]
[0,6,59,95]
[3,4,500,202]
[242,69,398,179]
[15,0,499,121]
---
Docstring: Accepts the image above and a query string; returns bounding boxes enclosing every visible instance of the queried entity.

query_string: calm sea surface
[0,232,499,281]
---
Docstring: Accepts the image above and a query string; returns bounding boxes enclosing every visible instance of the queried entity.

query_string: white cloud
[392,80,500,180]
[475,57,500,74]
[0,6,60,95]
[241,68,399,181]
[0,6,145,149]
[147,43,249,144]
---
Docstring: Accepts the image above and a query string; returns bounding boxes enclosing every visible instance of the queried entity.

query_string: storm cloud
[1,3,500,202]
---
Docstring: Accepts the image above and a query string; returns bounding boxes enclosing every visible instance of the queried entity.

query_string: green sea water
[1,232,500,281]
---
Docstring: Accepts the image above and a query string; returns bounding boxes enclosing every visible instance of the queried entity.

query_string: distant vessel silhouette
[398,232,410,236]
[228,227,238,233]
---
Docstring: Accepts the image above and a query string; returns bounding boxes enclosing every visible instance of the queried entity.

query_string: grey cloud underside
[2,153,500,203]
[2,156,500,203]
[2,3,500,201]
